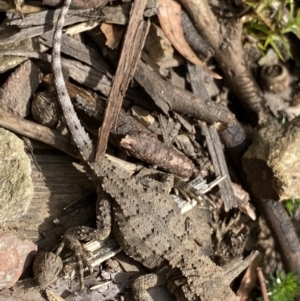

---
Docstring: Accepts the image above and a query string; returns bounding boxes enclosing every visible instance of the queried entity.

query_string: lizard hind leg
[56,226,96,290]
[56,195,112,290]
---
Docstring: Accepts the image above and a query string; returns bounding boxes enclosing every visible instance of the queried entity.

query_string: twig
[257,267,270,301]
[135,61,236,125]
[0,107,77,158]
[96,0,149,159]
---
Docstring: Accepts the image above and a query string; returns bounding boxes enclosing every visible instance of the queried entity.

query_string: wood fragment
[100,23,125,49]
[0,60,41,117]
[40,32,113,75]
[42,0,109,9]
[0,37,47,73]
[0,50,113,96]
[96,0,149,159]
[0,0,43,14]
[120,132,198,178]
[232,182,256,220]
[223,251,259,283]
[0,107,77,158]
[1,12,90,47]
[200,122,237,211]
[187,63,210,99]
[135,61,236,125]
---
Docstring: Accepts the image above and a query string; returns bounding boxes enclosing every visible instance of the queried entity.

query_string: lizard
[50,0,255,300]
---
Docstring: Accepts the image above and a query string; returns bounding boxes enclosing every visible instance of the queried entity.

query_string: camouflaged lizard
[51,1,253,300]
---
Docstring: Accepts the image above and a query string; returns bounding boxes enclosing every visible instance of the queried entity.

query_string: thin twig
[257,267,270,301]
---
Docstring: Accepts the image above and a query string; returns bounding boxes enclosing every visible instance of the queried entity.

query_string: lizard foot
[56,226,100,291]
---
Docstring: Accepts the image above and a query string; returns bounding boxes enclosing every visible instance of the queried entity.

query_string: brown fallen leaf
[157,0,221,79]
[9,0,24,18]
[100,23,125,49]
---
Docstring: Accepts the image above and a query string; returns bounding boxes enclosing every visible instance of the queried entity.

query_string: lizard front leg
[56,190,112,290]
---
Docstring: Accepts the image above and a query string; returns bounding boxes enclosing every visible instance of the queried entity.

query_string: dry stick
[135,61,236,125]
[178,0,267,125]
[120,132,198,178]
[199,122,236,211]
[257,267,269,301]
[0,107,77,158]
[96,0,149,160]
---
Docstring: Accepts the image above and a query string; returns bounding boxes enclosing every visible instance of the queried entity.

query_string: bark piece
[0,10,89,46]
[42,0,109,9]
[40,32,113,76]
[0,60,41,117]
[0,230,37,289]
[120,132,198,178]
[0,37,46,73]
[96,0,149,158]
[0,128,33,223]
[200,123,237,211]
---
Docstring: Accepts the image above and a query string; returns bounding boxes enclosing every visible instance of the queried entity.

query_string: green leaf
[267,270,300,301]
[283,198,300,215]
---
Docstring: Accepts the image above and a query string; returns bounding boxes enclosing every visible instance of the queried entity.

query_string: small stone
[0,230,37,289]
[243,116,300,200]
[0,127,33,223]
[33,252,63,289]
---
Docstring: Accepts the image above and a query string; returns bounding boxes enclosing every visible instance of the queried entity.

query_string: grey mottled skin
[50,1,238,300]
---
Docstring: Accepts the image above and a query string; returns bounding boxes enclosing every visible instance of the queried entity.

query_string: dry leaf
[10,0,24,18]
[157,0,221,79]
[100,23,125,49]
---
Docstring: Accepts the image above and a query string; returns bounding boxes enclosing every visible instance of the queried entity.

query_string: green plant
[266,270,300,301]
[283,197,300,215]
[243,0,300,60]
